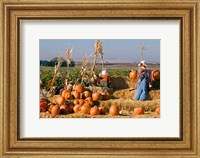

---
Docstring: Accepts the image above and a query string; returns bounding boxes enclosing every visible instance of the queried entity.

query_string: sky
[39,39,160,63]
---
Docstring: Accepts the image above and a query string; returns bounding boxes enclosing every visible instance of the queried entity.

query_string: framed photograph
[0,0,199,157]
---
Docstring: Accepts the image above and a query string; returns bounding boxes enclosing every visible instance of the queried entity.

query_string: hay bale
[110,76,160,90]
[112,89,160,100]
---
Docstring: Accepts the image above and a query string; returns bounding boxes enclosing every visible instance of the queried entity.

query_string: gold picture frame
[0,0,199,157]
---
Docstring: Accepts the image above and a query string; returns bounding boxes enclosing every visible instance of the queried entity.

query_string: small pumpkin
[60,104,69,114]
[151,70,160,81]
[78,99,85,106]
[133,107,144,115]
[129,70,137,79]
[98,105,107,114]
[80,103,91,114]
[82,91,91,99]
[72,91,80,99]
[90,106,100,115]
[63,90,71,100]
[109,103,119,116]
[73,99,79,105]
[92,92,103,101]
[51,105,60,116]
[40,100,48,112]
[56,96,65,105]
[75,84,84,93]
[73,104,81,113]
[155,106,160,114]
[60,89,67,97]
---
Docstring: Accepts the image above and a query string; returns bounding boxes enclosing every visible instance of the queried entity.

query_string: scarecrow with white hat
[99,69,111,90]
[134,60,151,101]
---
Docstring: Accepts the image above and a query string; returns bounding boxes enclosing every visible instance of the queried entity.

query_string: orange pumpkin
[75,84,84,93]
[90,106,100,115]
[73,99,79,105]
[92,92,103,101]
[80,103,91,114]
[109,103,119,116]
[98,105,107,114]
[72,91,80,99]
[51,105,60,116]
[129,70,137,79]
[78,99,85,106]
[73,104,81,113]
[63,91,71,100]
[61,89,67,97]
[60,104,69,114]
[56,96,65,105]
[133,107,144,115]
[82,91,91,99]
[151,70,160,81]
[155,106,160,114]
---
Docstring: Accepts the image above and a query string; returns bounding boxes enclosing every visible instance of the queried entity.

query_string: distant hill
[50,57,66,62]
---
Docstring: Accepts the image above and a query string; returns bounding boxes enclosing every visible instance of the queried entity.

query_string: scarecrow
[134,60,151,101]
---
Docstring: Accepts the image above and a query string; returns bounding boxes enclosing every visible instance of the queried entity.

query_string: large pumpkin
[75,84,84,93]
[92,92,103,101]
[60,89,67,98]
[56,96,65,105]
[63,90,71,100]
[133,107,144,115]
[82,91,91,99]
[51,105,60,116]
[90,106,100,115]
[72,91,80,99]
[151,70,160,81]
[73,104,81,113]
[109,103,119,116]
[129,70,137,79]
[80,103,91,114]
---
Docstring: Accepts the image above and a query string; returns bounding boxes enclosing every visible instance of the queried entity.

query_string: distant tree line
[40,60,75,67]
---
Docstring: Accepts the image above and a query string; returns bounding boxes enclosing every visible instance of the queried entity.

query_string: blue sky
[39,39,160,63]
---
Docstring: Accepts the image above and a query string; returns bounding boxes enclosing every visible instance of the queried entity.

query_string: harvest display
[40,40,160,118]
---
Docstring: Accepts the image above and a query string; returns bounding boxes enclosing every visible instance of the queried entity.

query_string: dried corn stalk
[47,57,62,98]
[77,55,89,82]
[91,40,104,73]
[66,48,72,79]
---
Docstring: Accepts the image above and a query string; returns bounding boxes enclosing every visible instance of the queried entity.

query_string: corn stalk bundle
[47,57,62,98]
[66,48,72,79]
[91,40,104,73]
[77,55,89,82]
